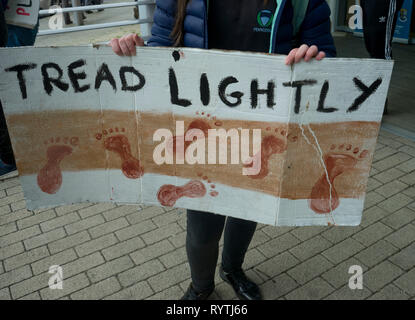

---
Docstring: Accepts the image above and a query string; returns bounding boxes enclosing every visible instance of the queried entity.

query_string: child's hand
[285,44,326,65]
[110,34,144,56]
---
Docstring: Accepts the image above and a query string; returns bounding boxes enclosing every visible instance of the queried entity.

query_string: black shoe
[219,266,262,300]
[181,283,214,300]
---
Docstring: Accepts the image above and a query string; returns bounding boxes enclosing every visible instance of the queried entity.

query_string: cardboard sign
[0,46,394,226]
[4,0,40,29]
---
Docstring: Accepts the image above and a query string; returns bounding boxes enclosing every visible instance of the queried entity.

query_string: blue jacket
[148,0,336,57]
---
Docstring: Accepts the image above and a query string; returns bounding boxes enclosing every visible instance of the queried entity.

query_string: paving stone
[369,284,410,300]
[385,224,415,248]
[393,268,415,296]
[360,206,390,228]
[141,222,182,245]
[168,231,186,248]
[255,251,299,280]
[382,207,415,230]
[373,146,398,161]
[31,248,78,275]
[0,209,32,226]
[159,247,188,269]
[9,271,49,299]
[40,212,80,232]
[0,192,25,208]
[403,187,415,198]
[18,292,41,300]
[355,240,398,268]
[40,273,90,300]
[396,158,415,173]
[287,255,333,285]
[248,229,271,248]
[105,280,153,300]
[0,222,16,237]
[321,258,367,289]
[11,200,28,211]
[352,222,393,246]
[78,203,117,219]
[54,203,92,216]
[262,226,294,239]
[320,226,360,244]
[118,259,165,287]
[325,284,372,300]
[243,248,267,270]
[366,177,383,192]
[6,185,23,196]
[62,252,105,278]
[0,242,25,259]
[374,168,406,184]
[1,225,41,247]
[75,234,118,257]
[0,265,32,289]
[389,243,415,270]
[289,235,332,261]
[88,217,129,239]
[64,214,105,235]
[0,288,11,300]
[102,205,140,221]
[151,209,184,228]
[259,273,298,300]
[114,220,157,241]
[17,210,56,230]
[0,205,11,216]
[363,191,386,209]
[24,227,67,250]
[375,180,408,198]
[399,171,415,185]
[285,277,334,300]
[146,285,184,300]
[257,233,300,258]
[365,261,403,292]
[148,263,190,293]
[87,256,134,283]
[399,145,415,157]
[4,246,49,271]
[102,236,145,261]
[372,152,411,172]
[126,206,165,225]
[130,239,175,265]
[322,238,365,264]
[71,277,121,300]
[378,193,413,213]
[0,178,20,191]
[48,231,91,254]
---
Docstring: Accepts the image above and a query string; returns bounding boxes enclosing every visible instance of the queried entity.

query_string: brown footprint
[96,127,143,179]
[37,137,79,194]
[244,128,293,179]
[309,144,369,214]
[157,180,207,206]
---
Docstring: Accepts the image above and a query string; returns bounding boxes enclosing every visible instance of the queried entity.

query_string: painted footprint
[96,127,144,179]
[244,127,294,179]
[167,112,221,159]
[157,174,218,206]
[37,137,79,194]
[309,144,369,214]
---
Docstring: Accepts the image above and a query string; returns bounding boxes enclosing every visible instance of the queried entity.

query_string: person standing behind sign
[361,0,404,114]
[110,0,336,300]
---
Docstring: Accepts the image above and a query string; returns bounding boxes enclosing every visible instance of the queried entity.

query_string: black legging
[186,209,257,293]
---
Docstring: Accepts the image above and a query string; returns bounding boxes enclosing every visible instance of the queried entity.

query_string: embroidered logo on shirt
[254,9,274,33]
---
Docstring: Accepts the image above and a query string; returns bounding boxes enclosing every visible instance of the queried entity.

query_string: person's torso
[208,0,278,53]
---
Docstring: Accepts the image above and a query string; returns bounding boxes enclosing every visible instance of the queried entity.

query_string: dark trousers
[186,209,257,292]
[361,0,405,59]
[0,101,15,166]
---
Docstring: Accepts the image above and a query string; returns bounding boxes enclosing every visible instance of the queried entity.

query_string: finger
[126,35,137,56]
[110,39,123,56]
[304,45,318,62]
[294,44,309,63]
[119,38,132,56]
[315,51,326,61]
[132,34,145,47]
[285,48,298,65]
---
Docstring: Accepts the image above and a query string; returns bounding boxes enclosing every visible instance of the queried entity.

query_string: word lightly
[348,265,363,290]
[166,304,248,318]
[5,60,382,114]
[153,121,262,175]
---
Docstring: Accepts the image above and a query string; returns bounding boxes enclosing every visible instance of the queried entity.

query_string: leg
[221,217,257,272]
[186,209,226,292]
[0,101,16,166]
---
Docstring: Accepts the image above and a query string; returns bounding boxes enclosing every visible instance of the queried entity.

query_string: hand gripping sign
[4,0,40,29]
[0,46,393,226]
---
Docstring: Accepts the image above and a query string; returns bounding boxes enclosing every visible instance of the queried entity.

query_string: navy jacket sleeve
[147,0,175,47]
[299,0,337,57]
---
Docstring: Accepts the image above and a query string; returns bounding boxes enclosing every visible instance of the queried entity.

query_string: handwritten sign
[0,46,394,226]
[4,0,39,29]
